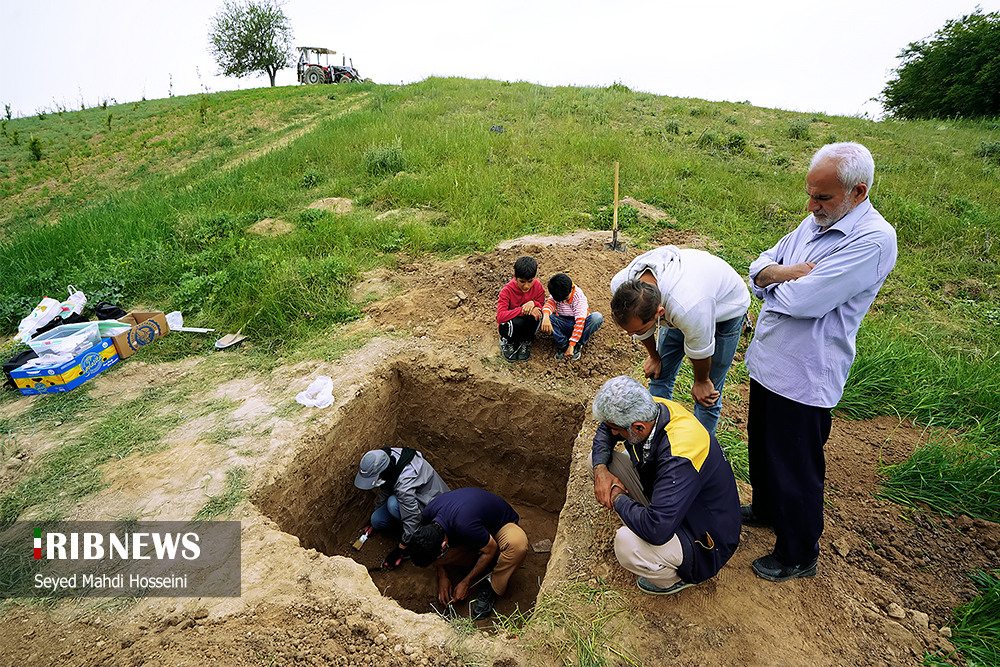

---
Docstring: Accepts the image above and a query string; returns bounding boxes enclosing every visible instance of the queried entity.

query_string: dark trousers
[499,316,539,345]
[748,379,831,566]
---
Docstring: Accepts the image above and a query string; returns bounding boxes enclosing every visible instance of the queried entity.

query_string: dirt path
[3,227,997,667]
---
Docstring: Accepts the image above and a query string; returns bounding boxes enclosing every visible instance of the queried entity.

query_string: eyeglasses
[437,543,450,560]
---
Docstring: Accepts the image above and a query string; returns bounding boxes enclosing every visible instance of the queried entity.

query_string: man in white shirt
[610,246,750,436]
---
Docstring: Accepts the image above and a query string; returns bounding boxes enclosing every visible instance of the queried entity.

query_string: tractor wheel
[305,67,325,85]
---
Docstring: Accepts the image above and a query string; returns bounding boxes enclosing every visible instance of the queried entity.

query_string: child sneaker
[499,337,518,362]
[517,341,531,361]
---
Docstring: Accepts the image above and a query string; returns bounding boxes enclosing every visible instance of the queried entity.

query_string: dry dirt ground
[2,223,999,667]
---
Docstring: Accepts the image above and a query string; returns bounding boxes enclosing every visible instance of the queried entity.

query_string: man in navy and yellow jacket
[590,376,741,594]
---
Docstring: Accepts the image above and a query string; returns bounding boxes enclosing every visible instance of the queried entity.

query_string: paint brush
[352,524,374,550]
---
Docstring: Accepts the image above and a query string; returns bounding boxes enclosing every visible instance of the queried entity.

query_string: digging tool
[604,162,627,253]
[215,328,246,350]
[352,524,374,550]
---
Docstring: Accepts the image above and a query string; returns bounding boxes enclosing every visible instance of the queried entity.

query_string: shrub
[300,168,321,188]
[363,140,407,177]
[663,120,680,135]
[786,119,811,140]
[726,133,749,154]
[27,136,42,162]
[975,141,1000,163]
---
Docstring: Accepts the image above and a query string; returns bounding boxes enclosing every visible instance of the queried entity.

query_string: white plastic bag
[295,376,335,408]
[59,285,87,317]
[166,311,183,330]
[16,296,61,343]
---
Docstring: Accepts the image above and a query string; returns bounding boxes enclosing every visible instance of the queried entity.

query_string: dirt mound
[3,230,996,667]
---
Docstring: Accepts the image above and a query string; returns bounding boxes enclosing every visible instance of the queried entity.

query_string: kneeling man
[408,487,528,619]
[591,376,741,594]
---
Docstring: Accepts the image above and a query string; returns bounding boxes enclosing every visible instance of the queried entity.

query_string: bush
[786,119,811,140]
[27,136,42,162]
[363,140,407,176]
[300,168,321,188]
[975,141,1000,163]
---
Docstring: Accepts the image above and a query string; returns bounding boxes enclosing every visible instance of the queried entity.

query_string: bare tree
[208,0,293,87]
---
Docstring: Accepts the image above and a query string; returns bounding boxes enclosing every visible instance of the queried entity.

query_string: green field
[2,78,998,525]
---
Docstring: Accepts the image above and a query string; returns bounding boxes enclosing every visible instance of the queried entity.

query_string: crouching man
[408,487,528,619]
[590,376,741,594]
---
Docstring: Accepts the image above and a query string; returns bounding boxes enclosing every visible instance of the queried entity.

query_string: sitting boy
[496,256,545,362]
[540,273,603,360]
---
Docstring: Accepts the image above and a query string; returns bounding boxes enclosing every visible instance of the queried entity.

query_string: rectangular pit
[254,361,584,618]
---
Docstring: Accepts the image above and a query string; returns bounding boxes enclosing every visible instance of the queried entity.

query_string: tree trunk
[268,67,277,87]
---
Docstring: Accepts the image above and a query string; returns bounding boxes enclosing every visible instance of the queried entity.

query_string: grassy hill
[1,77,998,523]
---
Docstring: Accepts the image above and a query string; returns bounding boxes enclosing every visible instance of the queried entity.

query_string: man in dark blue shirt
[591,376,741,594]
[408,488,528,619]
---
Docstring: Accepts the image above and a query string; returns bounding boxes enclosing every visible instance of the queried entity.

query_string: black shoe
[471,583,499,619]
[740,505,772,528]
[517,341,531,361]
[751,554,818,582]
[499,337,518,362]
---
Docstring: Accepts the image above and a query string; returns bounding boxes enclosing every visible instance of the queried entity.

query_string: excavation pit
[254,360,584,619]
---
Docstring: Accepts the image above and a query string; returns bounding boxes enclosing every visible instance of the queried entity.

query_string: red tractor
[296,46,362,84]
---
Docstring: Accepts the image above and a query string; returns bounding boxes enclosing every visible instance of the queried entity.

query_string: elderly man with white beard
[742,142,898,582]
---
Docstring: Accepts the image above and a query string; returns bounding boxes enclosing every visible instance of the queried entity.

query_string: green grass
[0,387,183,523]
[926,570,1000,667]
[514,582,641,667]
[193,466,247,520]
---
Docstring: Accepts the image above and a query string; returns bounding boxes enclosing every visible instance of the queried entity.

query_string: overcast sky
[0,0,994,120]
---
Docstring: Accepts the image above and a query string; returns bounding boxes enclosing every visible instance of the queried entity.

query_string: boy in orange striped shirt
[540,273,604,361]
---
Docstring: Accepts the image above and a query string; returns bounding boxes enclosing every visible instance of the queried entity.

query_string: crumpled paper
[295,376,335,408]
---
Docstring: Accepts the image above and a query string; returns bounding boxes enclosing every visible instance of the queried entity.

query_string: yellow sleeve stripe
[653,398,710,472]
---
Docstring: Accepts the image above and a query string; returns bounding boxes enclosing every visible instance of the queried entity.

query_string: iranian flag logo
[34,527,42,559]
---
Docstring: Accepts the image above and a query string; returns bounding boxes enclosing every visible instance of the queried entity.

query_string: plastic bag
[295,376,335,408]
[59,285,87,318]
[165,311,184,330]
[27,322,101,357]
[17,297,62,343]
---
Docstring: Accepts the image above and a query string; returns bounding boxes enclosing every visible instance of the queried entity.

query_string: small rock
[833,537,851,558]
[912,611,929,629]
[456,290,467,301]
[939,626,952,638]
[531,539,552,553]
[886,603,906,619]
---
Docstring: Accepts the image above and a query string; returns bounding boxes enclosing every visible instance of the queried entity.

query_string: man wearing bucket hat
[355,447,450,569]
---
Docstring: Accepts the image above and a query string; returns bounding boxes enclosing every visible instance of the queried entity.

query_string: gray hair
[810,142,875,192]
[592,376,658,428]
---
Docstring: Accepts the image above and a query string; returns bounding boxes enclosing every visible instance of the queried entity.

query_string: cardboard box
[111,311,170,359]
[11,339,119,395]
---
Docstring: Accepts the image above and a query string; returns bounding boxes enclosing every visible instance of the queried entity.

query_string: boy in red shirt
[496,256,545,362]
[541,273,604,361]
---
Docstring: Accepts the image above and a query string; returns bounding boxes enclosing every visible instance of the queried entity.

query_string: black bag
[31,311,90,338]
[3,349,39,390]
[94,302,127,320]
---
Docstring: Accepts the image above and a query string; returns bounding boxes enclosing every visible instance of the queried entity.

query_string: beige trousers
[490,522,528,595]
[590,450,686,588]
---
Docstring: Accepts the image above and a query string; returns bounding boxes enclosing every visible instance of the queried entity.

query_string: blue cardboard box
[10,339,119,395]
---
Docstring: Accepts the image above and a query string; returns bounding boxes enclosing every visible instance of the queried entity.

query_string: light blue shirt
[745,199,897,408]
